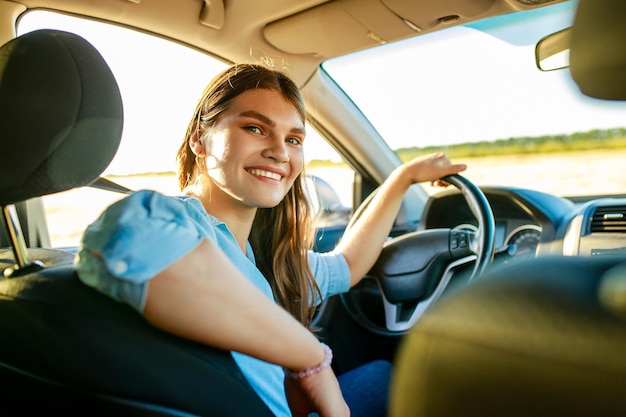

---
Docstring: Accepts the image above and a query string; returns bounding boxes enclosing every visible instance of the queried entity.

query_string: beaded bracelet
[285,343,333,380]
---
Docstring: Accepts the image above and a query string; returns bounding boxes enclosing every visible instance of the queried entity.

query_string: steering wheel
[339,174,496,336]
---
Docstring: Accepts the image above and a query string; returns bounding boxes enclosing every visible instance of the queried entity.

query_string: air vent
[590,206,626,233]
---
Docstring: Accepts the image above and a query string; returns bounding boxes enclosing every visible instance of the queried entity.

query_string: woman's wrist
[387,165,416,193]
[285,343,333,380]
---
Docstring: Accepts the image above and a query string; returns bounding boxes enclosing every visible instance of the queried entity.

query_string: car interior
[0,0,625,415]
[391,0,626,415]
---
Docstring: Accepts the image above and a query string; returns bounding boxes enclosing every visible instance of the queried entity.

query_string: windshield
[323,0,626,197]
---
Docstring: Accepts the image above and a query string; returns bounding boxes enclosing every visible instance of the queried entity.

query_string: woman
[75,62,466,417]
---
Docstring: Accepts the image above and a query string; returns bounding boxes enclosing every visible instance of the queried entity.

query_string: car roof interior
[4,0,571,85]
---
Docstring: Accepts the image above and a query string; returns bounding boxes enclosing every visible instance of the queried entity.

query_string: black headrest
[569,0,626,100]
[0,29,123,206]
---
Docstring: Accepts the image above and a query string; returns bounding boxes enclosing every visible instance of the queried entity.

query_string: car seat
[389,255,626,417]
[569,0,626,100]
[0,29,273,416]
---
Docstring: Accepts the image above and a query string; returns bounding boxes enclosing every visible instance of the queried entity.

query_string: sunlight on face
[203,89,305,210]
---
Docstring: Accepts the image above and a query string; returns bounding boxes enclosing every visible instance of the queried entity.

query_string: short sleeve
[74,190,209,312]
[308,250,350,302]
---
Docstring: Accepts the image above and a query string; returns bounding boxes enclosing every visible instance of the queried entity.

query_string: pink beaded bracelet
[285,343,333,380]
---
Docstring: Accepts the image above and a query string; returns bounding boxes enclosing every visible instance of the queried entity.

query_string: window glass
[18,11,227,246]
[323,1,626,197]
[18,11,349,247]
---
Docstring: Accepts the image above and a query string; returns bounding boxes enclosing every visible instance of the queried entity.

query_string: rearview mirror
[535,27,571,71]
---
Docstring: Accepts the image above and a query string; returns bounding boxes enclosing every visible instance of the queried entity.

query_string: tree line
[396,127,626,161]
[306,127,626,168]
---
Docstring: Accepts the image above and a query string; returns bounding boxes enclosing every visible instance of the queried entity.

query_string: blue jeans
[338,360,392,417]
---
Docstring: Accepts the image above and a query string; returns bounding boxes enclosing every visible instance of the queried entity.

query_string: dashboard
[419,186,626,262]
[452,222,542,259]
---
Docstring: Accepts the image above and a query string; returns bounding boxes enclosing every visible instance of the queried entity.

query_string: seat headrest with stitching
[0,29,123,206]
[569,0,626,100]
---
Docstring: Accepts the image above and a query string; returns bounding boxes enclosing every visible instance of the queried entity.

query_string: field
[43,150,626,248]
[425,150,626,197]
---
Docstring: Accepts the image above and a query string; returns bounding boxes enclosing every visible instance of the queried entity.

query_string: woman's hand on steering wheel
[341,173,495,336]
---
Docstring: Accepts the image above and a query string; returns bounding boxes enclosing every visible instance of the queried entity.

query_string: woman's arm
[335,152,466,286]
[143,238,349,417]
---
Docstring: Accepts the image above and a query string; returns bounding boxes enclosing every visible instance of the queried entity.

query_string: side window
[304,130,353,252]
[304,130,353,210]
[17,11,352,249]
[17,11,227,247]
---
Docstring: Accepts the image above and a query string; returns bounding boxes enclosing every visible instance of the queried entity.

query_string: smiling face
[200,88,306,212]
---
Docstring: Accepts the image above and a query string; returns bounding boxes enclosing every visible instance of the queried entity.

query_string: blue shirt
[74,189,351,416]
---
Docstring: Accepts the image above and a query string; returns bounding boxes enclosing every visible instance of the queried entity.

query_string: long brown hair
[176,63,321,328]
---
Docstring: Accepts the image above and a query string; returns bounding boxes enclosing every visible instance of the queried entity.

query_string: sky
[18,12,218,174]
[18,1,626,175]
[323,0,626,151]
